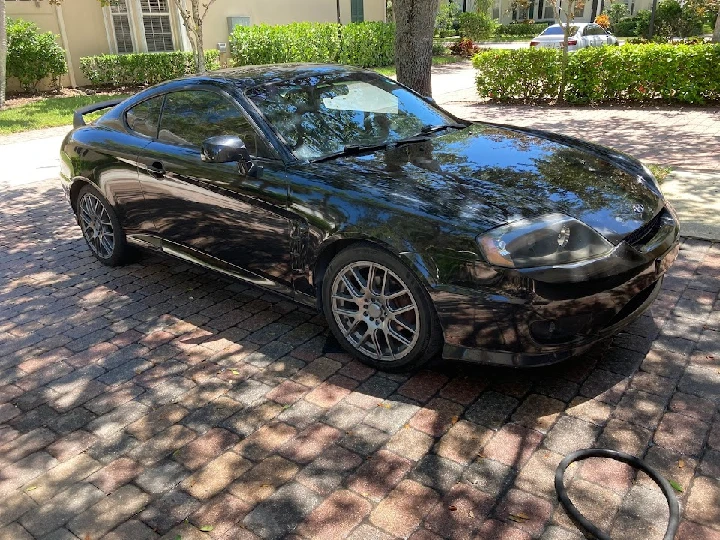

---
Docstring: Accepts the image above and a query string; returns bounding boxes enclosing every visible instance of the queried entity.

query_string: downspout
[55,3,77,88]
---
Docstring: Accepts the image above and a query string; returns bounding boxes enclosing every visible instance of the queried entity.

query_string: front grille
[624,208,665,247]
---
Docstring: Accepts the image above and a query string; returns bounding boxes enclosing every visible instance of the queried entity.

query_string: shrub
[80,50,219,87]
[595,14,611,30]
[229,21,394,68]
[496,22,550,36]
[338,22,395,67]
[451,37,481,57]
[472,43,720,104]
[435,1,462,36]
[605,2,629,24]
[7,18,67,91]
[612,16,641,37]
[433,41,449,55]
[473,48,562,101]
[654,0,704,38]
[458,12,497,40]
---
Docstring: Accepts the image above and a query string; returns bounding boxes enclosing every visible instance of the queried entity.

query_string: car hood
[304,123,663,245]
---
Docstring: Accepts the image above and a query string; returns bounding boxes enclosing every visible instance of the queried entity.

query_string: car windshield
[542,25,579,35]
[245,73,456,160]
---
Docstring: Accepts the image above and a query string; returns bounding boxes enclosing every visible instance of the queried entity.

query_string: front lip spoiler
[442,275,664,368]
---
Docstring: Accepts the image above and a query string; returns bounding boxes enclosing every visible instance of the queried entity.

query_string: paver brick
[295,489,371,540]
[87,456,141,493]
[296,444,363,496]
[686,476,720,528]
[181,451,251,500]
[229,455,300,504]
[67,484,150,539]
[19,482,105,537]
[189,492,252,538]
[0,492,37,528]
[47,430,98,462]
[173,427,239,470]
[127,424,197,465]
[125,403,188,441]
[140,490,202,533]
[654,412,710,456]
[243,482,323,539]
[103,519,159,540]
[279,422,341,464]
[24,453,101,504]
[482,424,543,469]
[370,479,440,538]
[465,391,519,430]
[0,523,33,540]
[347,449,413,502]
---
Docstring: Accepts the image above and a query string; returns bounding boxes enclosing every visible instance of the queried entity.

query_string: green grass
[373,55,462,77]
[0,94,130,135]
[647,163,672,184]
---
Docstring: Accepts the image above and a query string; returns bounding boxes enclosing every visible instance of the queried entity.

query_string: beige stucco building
[451,0,653,25]
[6,0,386,88]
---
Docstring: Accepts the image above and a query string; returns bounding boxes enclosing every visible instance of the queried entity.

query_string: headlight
[477,213,613,269]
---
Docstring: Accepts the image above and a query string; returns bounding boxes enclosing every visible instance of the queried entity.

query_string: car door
[87,95,162,238]
[136,88,294,285]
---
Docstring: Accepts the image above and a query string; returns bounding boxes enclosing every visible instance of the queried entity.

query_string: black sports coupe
[60,64,679,371]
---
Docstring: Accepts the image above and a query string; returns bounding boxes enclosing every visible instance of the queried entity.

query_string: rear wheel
[322,243,443,371]
[76,184,128,266]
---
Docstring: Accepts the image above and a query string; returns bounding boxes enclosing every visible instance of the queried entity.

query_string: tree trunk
[713,3,720,43]
[337,0,342,23]
[590,0,599,21]
[394,0,440,96]
[196,21,205,72]
[0,0,6,108]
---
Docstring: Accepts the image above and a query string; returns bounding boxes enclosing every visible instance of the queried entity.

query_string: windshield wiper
[419,123,466,135]
[311,142,390,162]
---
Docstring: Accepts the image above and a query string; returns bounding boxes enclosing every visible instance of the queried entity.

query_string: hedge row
[473,44,720,104]
[230,21,394,68]
[80,50,220,87]
[495,22,550,36]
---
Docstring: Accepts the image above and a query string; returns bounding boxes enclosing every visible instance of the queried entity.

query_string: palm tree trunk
[713,3,720,43]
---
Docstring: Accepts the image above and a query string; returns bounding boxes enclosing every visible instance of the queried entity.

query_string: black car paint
[60,64,679,367]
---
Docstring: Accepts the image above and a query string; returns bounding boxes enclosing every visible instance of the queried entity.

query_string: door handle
[147,161,165,178]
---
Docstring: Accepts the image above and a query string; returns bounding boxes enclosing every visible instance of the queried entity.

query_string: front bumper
[432,207,680,367]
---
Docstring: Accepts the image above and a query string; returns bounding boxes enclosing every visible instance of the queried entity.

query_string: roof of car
[547,22,592,27]
[184,63,371,90]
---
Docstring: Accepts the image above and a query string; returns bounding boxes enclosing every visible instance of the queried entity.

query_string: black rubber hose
[555,448,681,540]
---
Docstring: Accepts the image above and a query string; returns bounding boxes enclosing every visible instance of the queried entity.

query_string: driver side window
[157,90,271,158]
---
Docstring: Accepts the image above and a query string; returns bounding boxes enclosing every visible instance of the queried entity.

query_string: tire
[76,184,128,266]
[322,243,443,372]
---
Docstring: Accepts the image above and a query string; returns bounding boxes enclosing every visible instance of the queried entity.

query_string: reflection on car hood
[305,123,662,244]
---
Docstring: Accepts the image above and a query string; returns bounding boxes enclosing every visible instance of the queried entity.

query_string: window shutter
[350,0,364,23]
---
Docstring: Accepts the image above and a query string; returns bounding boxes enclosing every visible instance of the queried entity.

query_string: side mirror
[201,135,260,177]
[201,135,251,164]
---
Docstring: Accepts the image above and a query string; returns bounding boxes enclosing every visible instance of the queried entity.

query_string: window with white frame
[140,0,174,52]
[492,1,500,19]
[543,4,555,18]
[111,0,134,53]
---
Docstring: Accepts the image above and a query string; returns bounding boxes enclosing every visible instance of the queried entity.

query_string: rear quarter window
[126,96,163,138]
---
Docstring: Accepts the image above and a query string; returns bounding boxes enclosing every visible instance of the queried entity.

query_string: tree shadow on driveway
[1,181,719,539]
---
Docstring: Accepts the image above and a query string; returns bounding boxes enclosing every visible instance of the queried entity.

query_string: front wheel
[322,243,443,372]
[76,184,128,266]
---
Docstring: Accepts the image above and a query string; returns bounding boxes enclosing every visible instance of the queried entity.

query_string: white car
[530,23,619,51]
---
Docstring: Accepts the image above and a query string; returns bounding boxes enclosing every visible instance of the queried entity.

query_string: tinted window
[126,96,163,138]
[542,25,579,35]
[158,90,268,157]
[246,73,455,160]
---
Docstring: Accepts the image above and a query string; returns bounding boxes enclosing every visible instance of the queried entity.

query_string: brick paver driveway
[1,174,720,538]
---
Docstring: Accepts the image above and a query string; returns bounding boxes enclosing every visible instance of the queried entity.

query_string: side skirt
[126,234,317,309]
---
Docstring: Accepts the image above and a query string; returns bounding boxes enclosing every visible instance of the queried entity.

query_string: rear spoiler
[73,98,124,128]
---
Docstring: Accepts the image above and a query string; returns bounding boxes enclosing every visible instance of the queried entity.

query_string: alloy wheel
[78,192,115,260]
[330,261,420,362]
